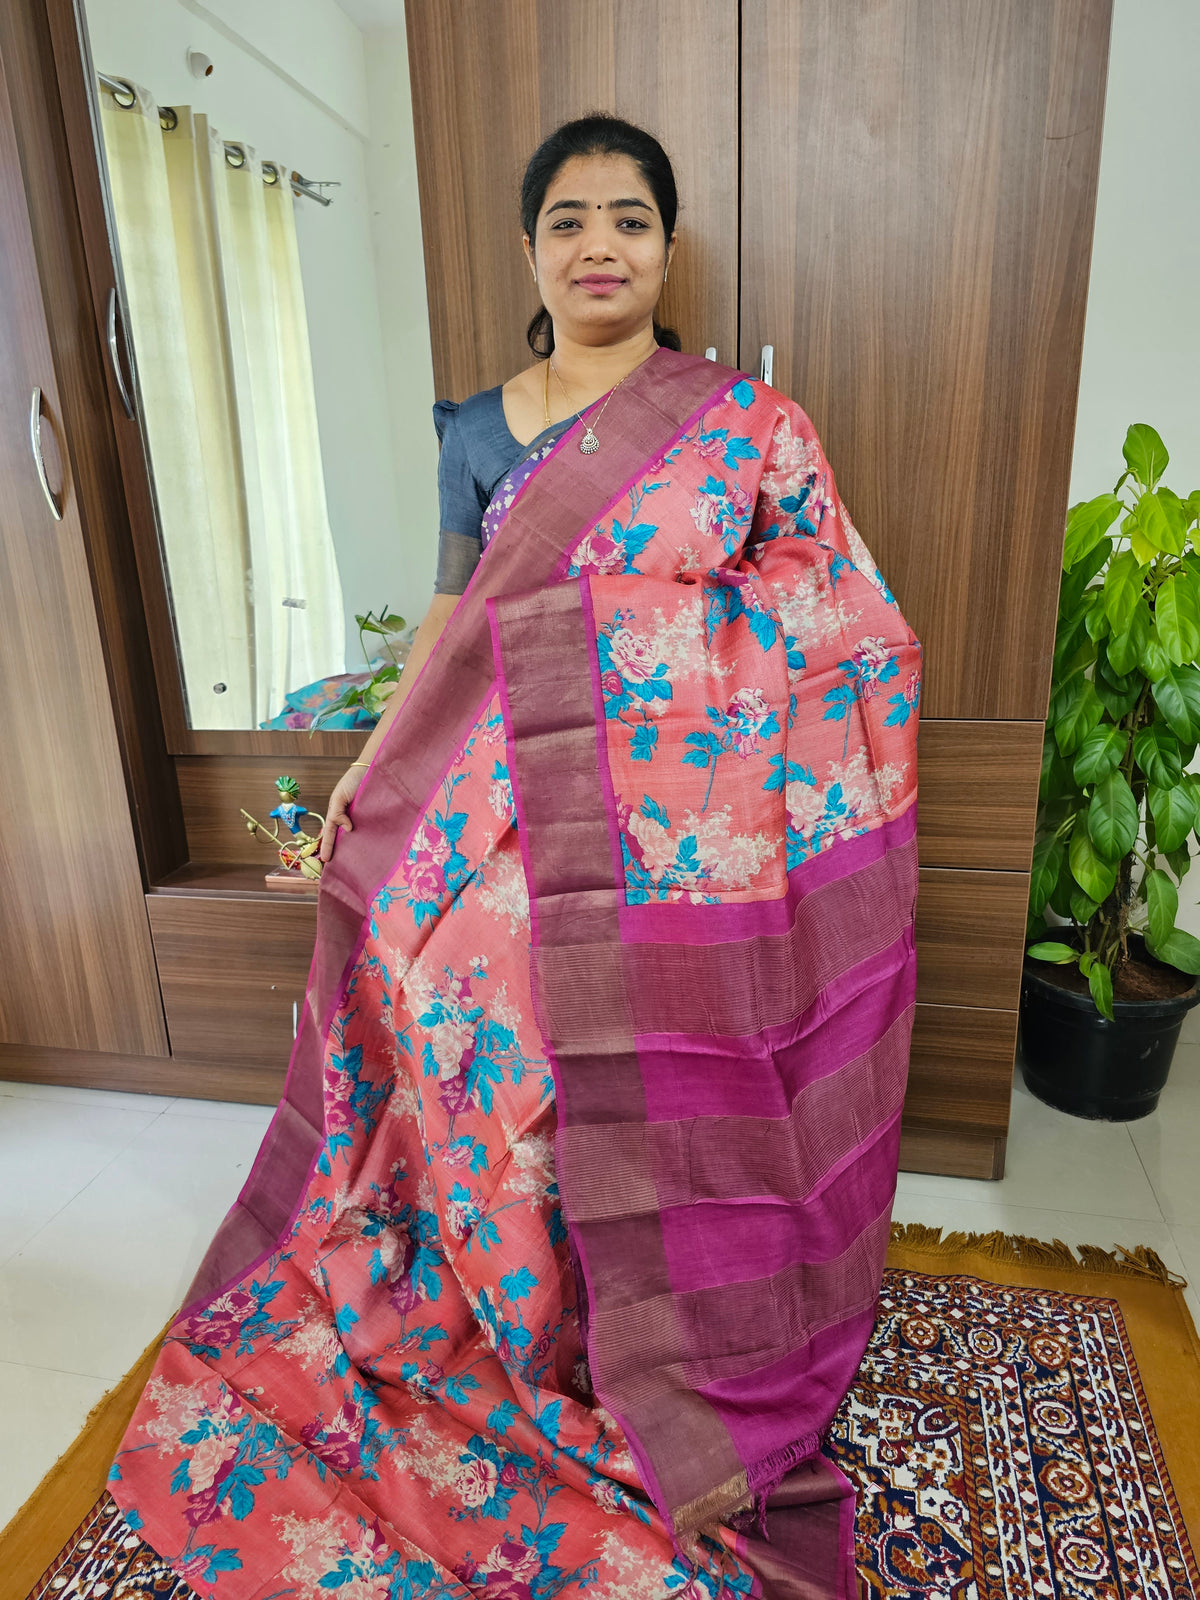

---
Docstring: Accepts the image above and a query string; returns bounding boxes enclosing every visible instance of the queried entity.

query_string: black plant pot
[1019,933,1200,1121]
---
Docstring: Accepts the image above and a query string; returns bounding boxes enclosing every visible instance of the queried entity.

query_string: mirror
[77,0,437,730]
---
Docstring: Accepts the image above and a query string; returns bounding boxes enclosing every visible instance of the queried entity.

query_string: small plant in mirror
[1027,423,1200,1018]
[241,774,326,881]
[309,608,410,733]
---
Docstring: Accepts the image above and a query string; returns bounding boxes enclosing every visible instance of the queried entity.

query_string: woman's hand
[319,766,365,862]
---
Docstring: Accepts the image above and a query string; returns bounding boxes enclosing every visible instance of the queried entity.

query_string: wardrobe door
[740,0,1111,1176]
[740,0,1111,723]
[0,38,166,1055]
[406,0,739,397]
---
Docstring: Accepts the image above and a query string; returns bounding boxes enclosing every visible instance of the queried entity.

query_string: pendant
[579,426,600,455]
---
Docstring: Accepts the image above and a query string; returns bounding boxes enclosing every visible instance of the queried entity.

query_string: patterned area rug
[21,1240,1200,1599]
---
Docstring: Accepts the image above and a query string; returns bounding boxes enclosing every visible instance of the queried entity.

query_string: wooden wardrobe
[0,0,1112,1179]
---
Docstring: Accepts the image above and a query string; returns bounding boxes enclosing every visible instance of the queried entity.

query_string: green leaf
[1138,624,1172,680]
[1053,677,1105,756]
[1088,960,1115,1019]
[1138,488,1187,555]
[1124,423,1169,489]
[1026,910,1049,943]
[1060,539,1114,615]
[1040,731,1066,802]
[1072,723,1128,785]
[1093,676,1140,722]
[1078,950,1095,975]
[1069,818,1118,903]
[1083,597,1110,642]
[1070,888,1101,923]
[1105,600,1150,675]
[1148,781,1197,852]
[1147,927,1200,976]
[1103,550,1144,633]
[1145,868,1179,951]
[1155,572,1200,664]
[1055,591,1100,665]
[1126,504,1161,566]
[1048,838,1079,917]
[1087,772,1140,860]
[1152,665,1200,742]
[1186,490,1200,527]
[1164,842,1193,880]
[1133,724,1183,789]
[1063,494,1123,570]
[1030,835,1065,913]
[1097,646,1141,693]
[1026,941,1079,964]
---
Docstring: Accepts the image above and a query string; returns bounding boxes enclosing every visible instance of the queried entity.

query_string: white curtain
[98,86,345,728]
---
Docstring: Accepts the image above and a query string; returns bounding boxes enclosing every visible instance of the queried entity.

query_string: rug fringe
[889,1223,1187,1287]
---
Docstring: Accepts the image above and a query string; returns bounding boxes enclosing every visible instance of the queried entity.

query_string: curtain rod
[97,73,335,206]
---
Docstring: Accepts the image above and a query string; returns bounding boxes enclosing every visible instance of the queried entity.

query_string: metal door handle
[106,287,134,419]
[29,388,63,521]
[759,344,774,385]
[704,346,717,361]
[292,1000,299,1039]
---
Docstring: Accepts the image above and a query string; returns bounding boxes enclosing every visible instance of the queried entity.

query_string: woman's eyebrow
[545,197,653,215]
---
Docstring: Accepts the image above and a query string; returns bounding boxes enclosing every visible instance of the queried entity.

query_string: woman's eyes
[551,218,649,230]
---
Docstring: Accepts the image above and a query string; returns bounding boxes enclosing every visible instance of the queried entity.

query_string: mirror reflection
[81,0,436,730]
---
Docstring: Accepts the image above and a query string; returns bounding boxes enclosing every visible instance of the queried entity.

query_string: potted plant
[1022,423,1200,1119]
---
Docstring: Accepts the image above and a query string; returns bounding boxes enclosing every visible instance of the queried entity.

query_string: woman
[111,116,921,1600]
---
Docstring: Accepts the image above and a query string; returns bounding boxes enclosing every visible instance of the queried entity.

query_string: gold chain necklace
[542,347,656,455]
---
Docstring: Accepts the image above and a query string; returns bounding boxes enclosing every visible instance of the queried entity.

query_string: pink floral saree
[110,346,922,1600]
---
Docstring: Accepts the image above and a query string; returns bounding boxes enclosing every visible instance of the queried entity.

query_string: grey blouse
[432,386,570,594]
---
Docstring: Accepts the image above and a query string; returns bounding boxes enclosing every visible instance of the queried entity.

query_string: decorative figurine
[241,775,325,889]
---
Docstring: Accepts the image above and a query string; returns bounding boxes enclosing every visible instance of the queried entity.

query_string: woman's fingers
[318,792,353,862]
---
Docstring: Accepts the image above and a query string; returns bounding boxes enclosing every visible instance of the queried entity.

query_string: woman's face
[524,152,674,346]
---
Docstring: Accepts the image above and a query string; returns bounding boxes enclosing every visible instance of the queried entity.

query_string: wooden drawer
[915,866,1029,1010]
[915,719,1042,870]
[905,1002,1016,1135]
[897,1002,1020,1181]
[147,895,316,1066]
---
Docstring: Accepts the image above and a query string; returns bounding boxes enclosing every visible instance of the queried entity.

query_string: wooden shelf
[150,861,319,901]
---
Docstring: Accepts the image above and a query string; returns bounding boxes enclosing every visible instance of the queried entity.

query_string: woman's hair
[520,113,682,357]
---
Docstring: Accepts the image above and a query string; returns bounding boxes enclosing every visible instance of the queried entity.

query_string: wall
[81,0,439,683]
[1068,0,1200,940]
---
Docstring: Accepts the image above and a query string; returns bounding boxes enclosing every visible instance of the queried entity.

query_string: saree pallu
[110,347,922,1600]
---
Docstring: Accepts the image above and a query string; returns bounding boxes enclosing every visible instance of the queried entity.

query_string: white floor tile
[0,1359,110,1528]
[164,1097,276,1128]
[0,1114,265,1382]
[898,1073,1164,1221]
[1127,1046,1200,1225]
[1167,1222,1200,1328]
[0,1079,175,1115]
[0,1097,164,1266]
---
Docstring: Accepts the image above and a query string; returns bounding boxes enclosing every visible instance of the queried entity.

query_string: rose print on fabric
[568,480,663,577]
[596,608,673,763]
[690,475,756,558]
[621,795,777,905]
[822,634,902,760]
[683,686,781,812]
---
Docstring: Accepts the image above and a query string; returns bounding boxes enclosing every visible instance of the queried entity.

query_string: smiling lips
[576,275,626,293]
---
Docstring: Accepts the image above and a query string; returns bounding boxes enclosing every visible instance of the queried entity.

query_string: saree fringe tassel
[105,348,924,1600]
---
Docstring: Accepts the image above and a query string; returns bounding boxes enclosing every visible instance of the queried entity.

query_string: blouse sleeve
[433,399,487,596]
